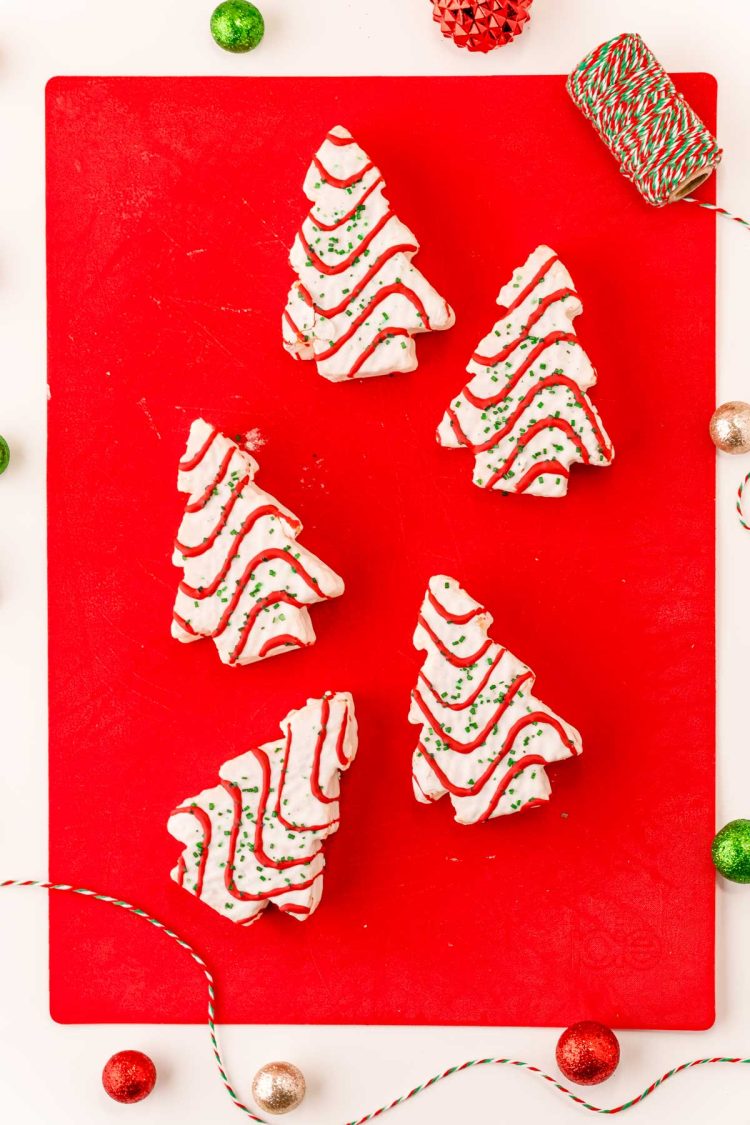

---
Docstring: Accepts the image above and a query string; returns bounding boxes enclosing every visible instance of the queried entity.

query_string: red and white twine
[736,471,750,531]
[2,879,750,1121]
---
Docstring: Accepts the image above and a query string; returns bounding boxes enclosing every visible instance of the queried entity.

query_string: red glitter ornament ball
[102,1050,157,1104]
[556,1021,620,1086]
[432,0,534,53]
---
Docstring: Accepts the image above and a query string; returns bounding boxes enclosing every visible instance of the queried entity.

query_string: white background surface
[1,0,749,1122]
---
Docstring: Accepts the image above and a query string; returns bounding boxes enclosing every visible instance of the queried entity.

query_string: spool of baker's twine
[568,30,750,235]
[2,879,750,1121]
[570,33,750,527]
[567,33,723,208]
[569,32,750,224]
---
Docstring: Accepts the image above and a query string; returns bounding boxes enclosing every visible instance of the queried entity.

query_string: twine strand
[736,472,750,530]
[345,1056,750,1123]
[0,880,264,1122]
[2,879,749,1121]
[684,197,750,231]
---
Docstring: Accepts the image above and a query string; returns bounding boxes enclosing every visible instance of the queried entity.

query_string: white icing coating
[408,575,583,825]
[168,692,358,925]
[283,125,455,382]
[437,245,614,497]
[171,418,344,666]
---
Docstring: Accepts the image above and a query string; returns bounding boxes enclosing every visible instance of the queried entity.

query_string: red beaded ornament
[102,1050,157,1104]
[432,0,533,53]
[556,1022,620,1086]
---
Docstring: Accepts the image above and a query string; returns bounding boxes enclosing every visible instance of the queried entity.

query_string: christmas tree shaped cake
[168,692,358,925]
[171,418,344,666]
[438,245,614,497]
[283,125,455,381]
[409,576,583,825]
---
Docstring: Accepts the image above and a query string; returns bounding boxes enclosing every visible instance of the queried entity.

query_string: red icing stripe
[476,419,590,491]
[257,634,308,659]
[412,772,433,803]
[172,610,198,636]
[179,426,218,471]
[276,713,342,833]
[184,446,235,513]
[421,770,552,822]
[222,779,321,903]
[418,711,581,800]
[412,669,535,753]
[239,913,263,927]
[283,309,308,350]
[207,548,326,638]
[417,645,508,712]
[226,591,307,665]
[279,902,313,916]
[334,707,350,766]
[464,331,578,410]
[314,284,431,361]
[309,696,338,805]
[309,175,385,232]
[472,288,578,366]
[178,529,306,602]
[174,473,250,557]
[446,374,612,459]
[172,804,212,897]
[299,209,395,276]
[325,130,355,147]
[520,797,547,813]
[477,757,553,823]
[426,587,486,625]
[487,458,569,493]
[313,244,419,318]
[502,252,559,314]
[347,327,412,378]
[417,612,493,668]
[312,153,375,189]
[221,770,320,870]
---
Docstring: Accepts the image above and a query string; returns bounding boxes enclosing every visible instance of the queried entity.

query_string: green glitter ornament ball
[712,819,750,883]
[0,435,10,476]
[210,1,265,53]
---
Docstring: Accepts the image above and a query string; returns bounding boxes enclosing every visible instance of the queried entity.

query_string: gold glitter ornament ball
[709,401,750,454]
[252,1062,306,1115]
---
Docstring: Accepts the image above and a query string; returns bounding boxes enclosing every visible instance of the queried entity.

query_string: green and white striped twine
[2,879,749,1121]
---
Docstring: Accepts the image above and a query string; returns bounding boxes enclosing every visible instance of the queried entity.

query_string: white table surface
[2,1,750,1121]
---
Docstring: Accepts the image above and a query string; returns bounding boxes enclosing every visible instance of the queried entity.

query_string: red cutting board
[47,75,716,1028]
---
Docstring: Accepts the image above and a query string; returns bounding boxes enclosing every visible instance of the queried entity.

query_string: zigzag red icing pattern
[171,419,344,666]
[168,693,358,925]
[283,125,455,381]
[408,576,583,825]
[437,245,615,497]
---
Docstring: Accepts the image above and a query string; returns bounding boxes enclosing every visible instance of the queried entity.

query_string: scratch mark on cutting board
[152,294,249,366]
[241,196,288,249]
[137,397,161,439]
[162,294,256,315]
